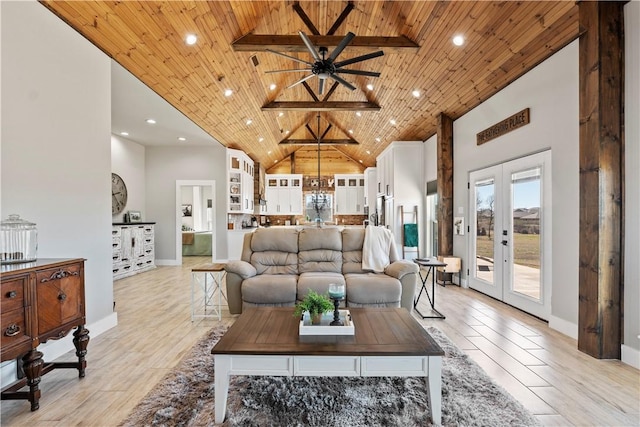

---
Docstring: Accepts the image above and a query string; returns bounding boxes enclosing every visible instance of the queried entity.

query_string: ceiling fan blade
[265,49,314,66]
[264,69,312,74]
[334,50,384,68]
[298,31,321,62]
[286,74,316,90]
[335,69,381,77]
[318,78,325,95]
[329,74,356,91]
[328,32,355,62]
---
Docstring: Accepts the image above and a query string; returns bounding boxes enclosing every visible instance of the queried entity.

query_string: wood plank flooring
[1,256,638,426]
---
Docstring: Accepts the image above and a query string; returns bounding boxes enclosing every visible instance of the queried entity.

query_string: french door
[468,151,551,319]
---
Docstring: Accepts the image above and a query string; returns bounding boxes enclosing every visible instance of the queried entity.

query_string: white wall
[623,0,640,367]
[111,135,146,222]
[422,134,438,259]
[452,41,580,336]
[146,146,227,262]
[1,0,116,367]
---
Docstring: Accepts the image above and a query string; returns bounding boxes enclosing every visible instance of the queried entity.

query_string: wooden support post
[437,113,454,257]
[578,0,625,359]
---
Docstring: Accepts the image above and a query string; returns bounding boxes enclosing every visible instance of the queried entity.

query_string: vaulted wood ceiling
[41,1,578,172]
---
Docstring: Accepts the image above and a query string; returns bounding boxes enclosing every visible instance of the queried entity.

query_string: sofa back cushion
[298,228,342,273]
[249,228,299,275]
[342,228,367,274]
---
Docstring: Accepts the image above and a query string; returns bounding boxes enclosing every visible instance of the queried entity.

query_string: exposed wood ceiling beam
[279,139,359,145]
[232,34,419,52]
[263,101,380,111]
[327,2,355,36]
[292,1,320,35]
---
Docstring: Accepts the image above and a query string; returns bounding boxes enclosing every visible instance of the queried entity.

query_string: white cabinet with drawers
[112,223,156,280]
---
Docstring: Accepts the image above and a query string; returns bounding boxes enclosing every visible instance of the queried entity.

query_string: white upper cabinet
[334,174,365,214]
[265,174,303,215]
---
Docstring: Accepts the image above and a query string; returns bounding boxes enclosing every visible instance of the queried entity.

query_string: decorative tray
[299,310,355,336]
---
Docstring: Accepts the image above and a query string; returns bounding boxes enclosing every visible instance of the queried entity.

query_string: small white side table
[191,263,226,321]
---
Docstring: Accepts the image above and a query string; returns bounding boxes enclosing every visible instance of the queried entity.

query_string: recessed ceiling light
[246,119,253,125]
[355,112,362,117]
[366,150,371,154]
[178,137,187,142]
[185,34,197,45]
[224,89,233,97]
[452,35,465,46]
[285,130,290,135]
[258,137,264,142]
[359,160,363,163]
[274,159,278,163]
[366,84,374,91]
[375,137,381,142]
[267,151,272,154]
[349,129,354,134]
[269,83,277,91]
[390,119,397,126]
[412,90,421,98]
[278,112,284,117]
[145,118,156,124]
[120,131,129,136]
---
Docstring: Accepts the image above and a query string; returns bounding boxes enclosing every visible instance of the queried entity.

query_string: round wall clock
[111,173,128,215]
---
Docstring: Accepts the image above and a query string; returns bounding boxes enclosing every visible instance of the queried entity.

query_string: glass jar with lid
[1,214,38,264]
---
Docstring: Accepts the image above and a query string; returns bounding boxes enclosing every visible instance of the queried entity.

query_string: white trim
[156,259,181,266]
[175,180,217,265]
[0,312,118,386]
[621,345,640,369]
[549,314,578,339]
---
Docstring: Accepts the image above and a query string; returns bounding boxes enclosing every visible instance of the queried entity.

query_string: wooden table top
[211,307,444,357]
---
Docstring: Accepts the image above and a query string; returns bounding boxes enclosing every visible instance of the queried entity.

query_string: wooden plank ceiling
[41,1,578,173]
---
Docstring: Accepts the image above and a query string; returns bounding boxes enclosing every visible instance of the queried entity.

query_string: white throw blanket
[362,225,392,273]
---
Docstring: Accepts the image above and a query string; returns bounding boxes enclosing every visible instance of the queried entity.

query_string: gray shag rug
[120,325,540,426]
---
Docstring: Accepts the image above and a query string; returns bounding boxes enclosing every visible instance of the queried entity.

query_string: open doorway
[175,180,216,264]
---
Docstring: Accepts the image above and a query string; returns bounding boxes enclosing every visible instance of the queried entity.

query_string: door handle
[501,240,508,246]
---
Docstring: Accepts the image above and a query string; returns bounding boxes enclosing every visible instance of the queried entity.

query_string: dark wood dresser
[1,258,89,410]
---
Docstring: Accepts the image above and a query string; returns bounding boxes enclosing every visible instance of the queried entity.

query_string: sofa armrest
[225,260,257,279]
[385,260,418,313]
[224,261,257,315]
[384,260,418,280]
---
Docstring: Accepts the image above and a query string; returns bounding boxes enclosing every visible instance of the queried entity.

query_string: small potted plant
[293,290,334,325]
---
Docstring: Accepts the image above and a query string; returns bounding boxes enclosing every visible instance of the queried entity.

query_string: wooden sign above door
[476,108,530,145]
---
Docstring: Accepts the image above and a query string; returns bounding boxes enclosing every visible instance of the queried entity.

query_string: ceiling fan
[265,31,384,95]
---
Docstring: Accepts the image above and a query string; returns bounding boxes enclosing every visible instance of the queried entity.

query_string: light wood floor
[1,256,638,426]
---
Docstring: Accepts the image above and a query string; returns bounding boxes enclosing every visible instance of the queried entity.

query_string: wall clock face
[112,173,128,215]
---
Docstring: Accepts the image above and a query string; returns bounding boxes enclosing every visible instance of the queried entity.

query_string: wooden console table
[1,258,89,411]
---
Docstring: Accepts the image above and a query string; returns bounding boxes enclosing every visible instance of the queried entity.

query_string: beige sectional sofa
[224,227,419,314]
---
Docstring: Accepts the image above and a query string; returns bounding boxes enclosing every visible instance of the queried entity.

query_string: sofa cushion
[298,228,342,273]
[342,228,366,274]
[242,274,298,305]
[297,272,346,300]
[251,228,299,253]
[344,273,401,307]
[251,252,298,275]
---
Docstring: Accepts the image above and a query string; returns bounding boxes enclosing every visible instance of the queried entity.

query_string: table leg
[427,355,442,425]
[214,355,231,423]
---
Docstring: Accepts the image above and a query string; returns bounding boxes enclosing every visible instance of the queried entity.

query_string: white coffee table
[211,307,444,424]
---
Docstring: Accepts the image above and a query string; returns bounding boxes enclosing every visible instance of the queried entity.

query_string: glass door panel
[475,177,496,286]
[510,167,542,300]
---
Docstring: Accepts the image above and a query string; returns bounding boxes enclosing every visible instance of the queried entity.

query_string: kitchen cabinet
[364,167,377,209]
[334,174,365,214]
[227,148,254,214]
[265,174,303,215]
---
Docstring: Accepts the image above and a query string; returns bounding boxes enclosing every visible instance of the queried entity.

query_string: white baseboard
[621,344,640,369]
[0,312,118,386]
[156,259,180,266]
[549,315,578,340]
